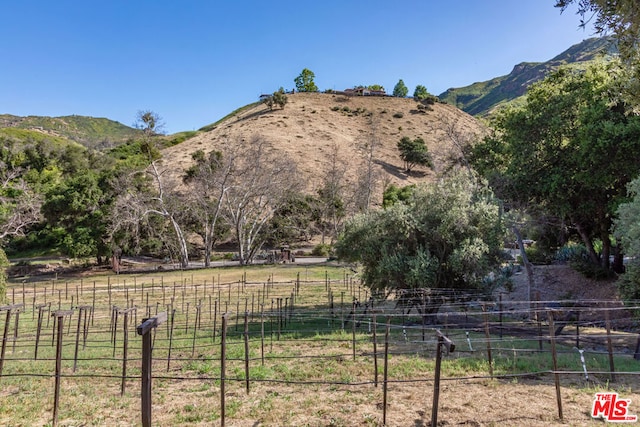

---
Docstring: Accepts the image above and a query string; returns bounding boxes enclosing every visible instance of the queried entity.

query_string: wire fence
[1,271,640,426]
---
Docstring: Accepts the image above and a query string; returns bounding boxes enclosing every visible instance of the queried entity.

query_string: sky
[0,1,597,135]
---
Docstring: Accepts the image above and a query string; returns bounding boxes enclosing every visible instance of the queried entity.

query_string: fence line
[2,274,640,426]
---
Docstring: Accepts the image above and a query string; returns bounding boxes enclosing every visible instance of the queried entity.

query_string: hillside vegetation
[438,37,617,116]
[0,114,142,150]
[161,92,485,201]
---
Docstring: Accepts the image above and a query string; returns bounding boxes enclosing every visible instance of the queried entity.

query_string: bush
[393,112,404,119]
[555,243,588,263]
[524,245,553,264]
[311,243,331,257]
[618,262,640,300]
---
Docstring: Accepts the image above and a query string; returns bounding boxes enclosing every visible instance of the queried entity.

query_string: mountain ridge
[438,36,617,116]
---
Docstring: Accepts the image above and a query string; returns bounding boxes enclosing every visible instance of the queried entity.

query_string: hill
[0,114,142,150]
[438,37,617,116]
[160,92,486,202]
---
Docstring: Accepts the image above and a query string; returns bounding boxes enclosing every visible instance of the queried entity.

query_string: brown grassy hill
[161,92,486,203]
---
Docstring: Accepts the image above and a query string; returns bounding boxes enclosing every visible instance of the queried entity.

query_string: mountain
[160,92,486,203]
[0,114,142,150]
[438,37,618,117]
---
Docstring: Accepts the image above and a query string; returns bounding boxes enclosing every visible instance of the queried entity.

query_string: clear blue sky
[1,1,596,134]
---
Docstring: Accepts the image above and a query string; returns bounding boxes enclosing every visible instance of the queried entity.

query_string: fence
[1,270,639,426]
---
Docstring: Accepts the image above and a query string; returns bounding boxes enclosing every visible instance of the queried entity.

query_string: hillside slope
[0,114,142,150]
[438,37,617,116]
[161,92,485,203]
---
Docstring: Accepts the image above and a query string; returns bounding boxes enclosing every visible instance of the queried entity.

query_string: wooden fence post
[221,314,228,427]
[120,307,136,396]
[382,319,390,426]
[547,310,563,421]
[0,304,23,379]
[604,306,616,382]
[136,311,168,427]
[52,309,73,427]
[244,311,250,394]
[35,303,46,359]
[482,305,493,377]
[431,330,455,427]
[372,313,378,387]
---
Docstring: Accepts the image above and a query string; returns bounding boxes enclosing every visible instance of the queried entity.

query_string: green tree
[392,79,408,97]
[42,171,110,260]
[397,136,433,173]
[267,193,317,245]
[335,172,506,294]
[294,68,318,92]
[382,184,415,208]
[263,87,288,110]
[413,85,429,100]
[470,62,640,271]
[614,177,640,300]
[556,1,640,109]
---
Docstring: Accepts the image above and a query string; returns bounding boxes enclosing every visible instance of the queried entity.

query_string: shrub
[617,262,640,300]
[555,243,588,263]
[524,245,553,264]
[393,112,404,119]
[311,243,331,257]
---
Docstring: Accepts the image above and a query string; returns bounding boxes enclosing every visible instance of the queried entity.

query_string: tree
[556,1,640,110]
[135,110,165,136]
[353,116,382,212]
[114,111,191,268]
[413,85,429,101]
[294,68,318,92]
[263,87,288,110]
[267,193,317,245]
[42,171,110,260]
[470,62,640,271]
[392,79,409,97]
[220,136,299,264]
[614,176,640,300]
[335,172,506,295]
[0,138,43,241]
[315,144,348,244]
[182,149,231,267]
[397,136,434,173]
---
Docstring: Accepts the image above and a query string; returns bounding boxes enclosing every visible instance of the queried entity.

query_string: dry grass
[161,93,486,204]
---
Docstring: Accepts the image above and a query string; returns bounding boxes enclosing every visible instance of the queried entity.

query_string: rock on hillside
[161,92,485,204]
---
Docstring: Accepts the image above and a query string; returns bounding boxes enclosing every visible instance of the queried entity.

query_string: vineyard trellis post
[120,307,136,396]
[0,304,23,379]
[432,330,455,427]
[136,311,167,427]
[52,309,73,427]
[547,310,563,421]
[604,305,616,382]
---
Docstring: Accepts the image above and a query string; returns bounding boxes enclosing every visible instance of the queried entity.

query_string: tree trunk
[575,223,600,265]
[169,215,189,269]
[513,226,535,320]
